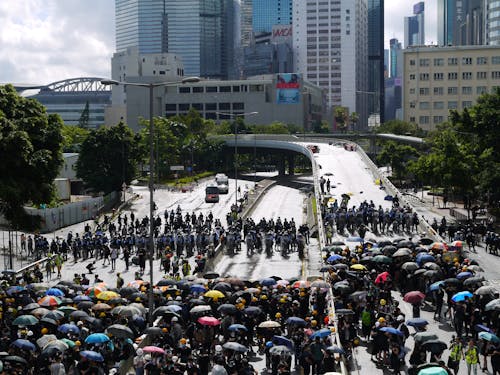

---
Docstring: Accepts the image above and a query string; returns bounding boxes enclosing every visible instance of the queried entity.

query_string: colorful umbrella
[45,288,65,297]
[73,294,92,302]
[375,272,391,284]
[478,332,500,343]
[350,264,367,271]
[404,291,426,304]
[96,291,120,301]
[85,286,106,298]
[85,333,110,344]
[143,346,166,354]
[380,327,404,336]
[198,316,220,326]
[292,280,311,288]
[12,314,39,326]
[429,281,445,292]
[127,280,148,289]
[450,240,463,248]
[204,290,225,299]
[38,296,62,307]
[327,254,344,263]
[451,291,473,302]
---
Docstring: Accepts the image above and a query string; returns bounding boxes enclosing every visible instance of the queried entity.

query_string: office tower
[404,2,425,47]
[489,0,500,45]
[389,38,403,78]
[384,49,390,78]
[241,0,253,47]
[252,0,292,34]
[293,0,369,129]
[368,0,385,124]
[115,0,167,54]
[438,0,486,46]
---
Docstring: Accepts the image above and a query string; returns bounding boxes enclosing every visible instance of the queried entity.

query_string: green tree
[77,122,141,193]
[0,85,64,228]
[377,141,419,181]
[78,101,90,129]
[349,112,359,132]
[375,119,425,136]
[61,124,90,152]
[334,106,349,132]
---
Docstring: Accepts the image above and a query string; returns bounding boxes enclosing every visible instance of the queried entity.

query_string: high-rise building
[489,0,500,45]
[240,0,253,47]
[438,0,486,46]
[115,0,239,79]
[252,0,292,34]
[384,49,390,77]
[368,0,385,124]
[389,38,403,78]
[404,2,425,47]
[293,0,369,129]
[115,0,167,54]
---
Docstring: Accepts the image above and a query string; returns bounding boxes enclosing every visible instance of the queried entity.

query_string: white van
[215,173,229,194]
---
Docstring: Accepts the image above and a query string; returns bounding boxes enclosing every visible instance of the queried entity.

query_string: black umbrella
[119,287,138,297]
[203,272,220,279]
[213,282,232,292]
[156,279,177,287]
[423,340,447,354]
[463,276,484,287]
[3,355,28,365]
[70,310,90,320]
[222,342,248,353]
[243,306,262,316]
[336,309,355,316]
[144,327,164,336]
[419,238,434,245]
[398,240,414,249]
[217,304,238,315]
[383,245,398,255]
[320,265,336,272]
[444,278,462,286]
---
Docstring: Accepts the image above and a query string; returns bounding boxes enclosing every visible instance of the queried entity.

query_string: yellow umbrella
[96,291,121,301]
[350,264,367,271]
[204,290,225,299]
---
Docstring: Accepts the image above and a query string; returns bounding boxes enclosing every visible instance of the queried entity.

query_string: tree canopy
[0,85,64,228]
[375,119,425,137]
[377,141,419,181]
[61,124,90,152]
[76,122,142,194]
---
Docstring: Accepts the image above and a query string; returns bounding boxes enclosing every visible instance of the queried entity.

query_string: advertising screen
[276,73,300,104]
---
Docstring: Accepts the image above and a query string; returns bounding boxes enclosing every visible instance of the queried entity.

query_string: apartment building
[403,45,500,131]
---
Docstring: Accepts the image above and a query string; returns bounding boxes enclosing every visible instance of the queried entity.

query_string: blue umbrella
[80,350,104,362]
[165,304,183,313]
[407,318,429,327]
[286,317,307,327]
[380,327,404,336]
[272,335,294,350]
[475,324,493,333]
[347,236,363,242]
[326,345,346,354]
[85,333,110,344]
[6,286,26,296]
[478,332,500,343]
[456,271,473,280]
[73,295,92,302]
[451,291,473,302]
[310,328,332,339]
[11,339,36,351]
[260,278,277,286]
[228,324,248,332]
[416,253,435,265]
[190,284,207,293]
[46,288,65,297]
[58,323,80,335]
[428,281,444,292]
[327,254,343,263]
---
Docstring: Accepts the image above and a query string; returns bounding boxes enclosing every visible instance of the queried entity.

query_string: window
[434,73,444,80]
[477,71,487,79]
[448,72,458,80]
[492,56,500,64]
[232,86,240,92]
[219,86,231,93]
[419,58,430,66]
[179,104,190,111]
[448,87,458,95]
[462,87,472,95]
[206,86,218,93]
[410,101,416,108]
[409,88,416,94]
[419,116,430,124]
[492,71,500,79]
[205,112,217,120]
[410,59,416,66]
[409,74,416,80]
[477,57,488,65]
[410,117,416,123]
[477,86,487,95]
[433,101,444,109]
[419,73,429,81]
[249,85,264,92]
[462,57,473,65]
[434,58,444,66]
[232,102,244,110]
[462,72,473,80]
[419,102,430,110]
[419,88,429,95]
[434,116,444,124]
[462,101,472,108]
[179,87,191,93]
[219,103,230,110]
[205,103,217,111]
[193,86,204,93]
[191,103,203,110]
[448,57,458,66]
[165,104,176,111]
[434,87,444,95]
[448,101,458,109]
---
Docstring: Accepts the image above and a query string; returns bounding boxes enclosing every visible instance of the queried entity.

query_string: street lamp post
[101,76,200,326]
[216,112,258,210]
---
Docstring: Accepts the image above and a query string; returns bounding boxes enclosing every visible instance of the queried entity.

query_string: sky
[0,0,437,85]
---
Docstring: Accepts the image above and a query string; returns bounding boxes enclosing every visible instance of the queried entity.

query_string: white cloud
[0,0,114,84]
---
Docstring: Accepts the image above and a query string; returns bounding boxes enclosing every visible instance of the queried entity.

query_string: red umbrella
[143,346,165,354]
[375,272,390,284]
[38,296,62,307]
[197,316,220,326]
[292,280,311,289]
[450,240,463,248]
[404,291,426,304]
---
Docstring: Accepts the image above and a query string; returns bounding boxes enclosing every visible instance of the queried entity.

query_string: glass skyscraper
[115,0,167,54]
[252,0,292,33]
[368,0,385,124]
[404,2,425,47]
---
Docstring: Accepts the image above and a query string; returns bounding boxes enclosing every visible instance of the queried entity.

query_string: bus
[205,184,220,203]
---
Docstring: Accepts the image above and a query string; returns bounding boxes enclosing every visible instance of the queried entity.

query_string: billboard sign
[276,73,300,104]
[272,24,292,45]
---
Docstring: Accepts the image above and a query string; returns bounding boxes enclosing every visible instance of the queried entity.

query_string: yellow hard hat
[380,299,386,306]
[311,320,317,327]
[260,295,268,300]
[378,317,386,323]
[41,328,48,334]
[75,340,81,346]
[275,312,282,318]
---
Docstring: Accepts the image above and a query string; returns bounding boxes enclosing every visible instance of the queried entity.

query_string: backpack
[361,310,372,326]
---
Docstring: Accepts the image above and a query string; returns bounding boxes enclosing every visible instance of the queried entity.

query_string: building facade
[293,0,368,129]
[367,0,385,124]
[404,2,425,47]
[124,75,325,130]
[115,0,168,54]
[488,0,500,45]
[403,45,500,131]
[390,38,403,78]
[252,0,293,33]
[438,0,487,46]
[242,42,294,77]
